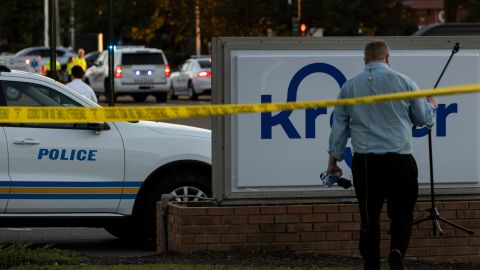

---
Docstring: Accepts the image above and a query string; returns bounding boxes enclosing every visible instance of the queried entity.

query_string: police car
[0,66,211,241]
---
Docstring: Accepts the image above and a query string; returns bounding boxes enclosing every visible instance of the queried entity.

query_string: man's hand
[427,96,438,108]
[327,155,342,175]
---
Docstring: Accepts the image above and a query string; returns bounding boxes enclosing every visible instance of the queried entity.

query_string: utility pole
[70,0,75,49]
[44,0,49,47]
[291,0,301,36]
[107,0,115,106]
[195,0,201,56]
[49,0,57,81]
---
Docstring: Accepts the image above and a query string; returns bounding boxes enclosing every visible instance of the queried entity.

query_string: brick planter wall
[157,201,480,263]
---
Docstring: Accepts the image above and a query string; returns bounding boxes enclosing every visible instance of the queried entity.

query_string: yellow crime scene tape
[2,82,480,123]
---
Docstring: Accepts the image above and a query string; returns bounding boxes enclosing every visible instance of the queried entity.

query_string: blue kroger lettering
[413,103,457,137]
[261,63,347,139]
[38,148,97,161]
[260,63,457,169]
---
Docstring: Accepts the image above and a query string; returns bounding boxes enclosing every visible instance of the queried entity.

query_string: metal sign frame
[212,36,480,205]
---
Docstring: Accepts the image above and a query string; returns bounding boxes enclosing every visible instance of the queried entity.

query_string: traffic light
[300,23,307,34]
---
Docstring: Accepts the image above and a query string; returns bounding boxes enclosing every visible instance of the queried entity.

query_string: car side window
[0,80,88,129]
[181,62,191,72]
[95,51,107,66]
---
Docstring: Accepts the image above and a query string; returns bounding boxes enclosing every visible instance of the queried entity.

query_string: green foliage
[0,242,84,269]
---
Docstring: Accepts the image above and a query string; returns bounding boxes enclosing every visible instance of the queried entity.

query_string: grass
[0,242,84,269]
[1,241,361,270]
[10,265,360,270]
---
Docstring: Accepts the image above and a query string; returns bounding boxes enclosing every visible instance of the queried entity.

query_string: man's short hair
[364,40,389,62]
[71,65,85,79]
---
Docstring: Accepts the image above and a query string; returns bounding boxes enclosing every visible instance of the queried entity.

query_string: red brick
[313,223,338,232]
[327,213,352,222]
[457,210,480,219]
[207,244,232,252]
[275,233,300,242]
[177,244,207,253]
[222,216,247,225]
[287,205,312,214]
[179,235,194,244]
[205,225,224,234]
[260,224,286,233]
[247,234,274,243]
[194,234,221,244]
[313,241,339,251]
[195,216,221,225]
[235,206,260,215]
[177,216,196,225]
[180,226,205,235]
[313,204,338,213]
[207,207,235,216]
[288,243,313,251]
[222,234,247,243]
[444,202,468,210]
[223,224,259,234]
[326,232,352,241]
[339,204,358,213]
[169,204,178,215]
[260,206,286,215]
[301,213,326,223]
[300,232,326,241]
[469,201,480,209]
[287,223,312,232]
[275,214,301,223]
[339,222,358,231]
[178,207,207,216]
[248,215,274,224]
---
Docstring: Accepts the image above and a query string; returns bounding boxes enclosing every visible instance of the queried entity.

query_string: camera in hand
[320,171,352,189]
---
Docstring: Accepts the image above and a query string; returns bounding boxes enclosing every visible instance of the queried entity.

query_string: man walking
[327,40,437,270]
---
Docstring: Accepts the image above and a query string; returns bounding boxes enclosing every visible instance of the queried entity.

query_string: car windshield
[121,53,165,65]
[198,60,211,69]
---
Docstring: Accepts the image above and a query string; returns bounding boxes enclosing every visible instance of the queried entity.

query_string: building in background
[403,0,469,29]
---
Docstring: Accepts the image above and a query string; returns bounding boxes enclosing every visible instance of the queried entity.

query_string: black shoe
[388,249,405,270]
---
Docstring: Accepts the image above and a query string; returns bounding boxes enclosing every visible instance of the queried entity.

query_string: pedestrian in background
[72,48,87,71]
[66,65,97,103]
[326,40,438,270]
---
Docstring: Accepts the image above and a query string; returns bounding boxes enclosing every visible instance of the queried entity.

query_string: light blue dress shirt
[328,62,436,161]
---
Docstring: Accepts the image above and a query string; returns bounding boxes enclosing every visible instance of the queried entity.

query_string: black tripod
[412,42,474,236]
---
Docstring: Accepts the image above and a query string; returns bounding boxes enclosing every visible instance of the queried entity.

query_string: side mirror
[87,122,107,133]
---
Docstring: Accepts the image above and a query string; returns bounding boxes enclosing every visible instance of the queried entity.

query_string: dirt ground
[85,250,480,270]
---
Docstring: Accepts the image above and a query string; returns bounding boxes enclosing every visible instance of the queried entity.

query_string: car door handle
[12,138,40,145]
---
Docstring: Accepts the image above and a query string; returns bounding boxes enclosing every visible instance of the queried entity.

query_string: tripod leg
[438,217,475,235]
[433,218,443,236]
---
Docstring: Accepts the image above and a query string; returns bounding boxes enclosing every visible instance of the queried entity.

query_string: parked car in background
[84,50,100,68]
[170,56,211,100]
[413,23,480,36]
[7,46,77,74]
[85,46,171,102]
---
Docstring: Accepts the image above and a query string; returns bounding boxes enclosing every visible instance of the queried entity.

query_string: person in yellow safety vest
[72,48,87,71]
[43,59,61,76]
[66,56,74,82]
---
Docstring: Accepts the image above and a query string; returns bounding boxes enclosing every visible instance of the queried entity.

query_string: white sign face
[230,50,480,190]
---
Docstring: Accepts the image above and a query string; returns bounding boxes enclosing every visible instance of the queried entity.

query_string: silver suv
[85,46,171,102]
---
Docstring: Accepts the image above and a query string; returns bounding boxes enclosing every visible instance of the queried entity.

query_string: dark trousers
[352,153,419,270]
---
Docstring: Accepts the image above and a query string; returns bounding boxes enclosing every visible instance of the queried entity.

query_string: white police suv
[0,66,211,241]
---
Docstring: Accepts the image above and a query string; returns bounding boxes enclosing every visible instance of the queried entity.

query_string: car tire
[133,94,148,102]
[145,170,211,239]
[155,92,168,103]
[187,82,198,100]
